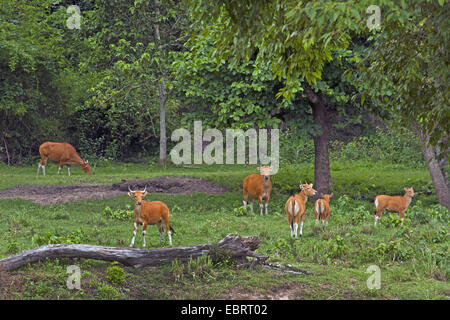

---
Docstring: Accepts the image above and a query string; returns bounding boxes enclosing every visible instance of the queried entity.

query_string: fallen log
[0,234,266,271]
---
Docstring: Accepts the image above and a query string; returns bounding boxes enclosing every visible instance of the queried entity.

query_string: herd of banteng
[36,141,415,247]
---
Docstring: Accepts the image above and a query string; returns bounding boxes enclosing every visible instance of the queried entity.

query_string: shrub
[363,240,413,264]
[170,259,185,282]
[106,262,126,285]
[408,201,449,224]
[331,127,423,167]
[96,283,120,300]
[103,206,133,220]
[31,229,86,246]
[325,235,348,259]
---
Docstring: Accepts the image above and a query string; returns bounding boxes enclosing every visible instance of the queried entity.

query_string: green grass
[0,161,448,300]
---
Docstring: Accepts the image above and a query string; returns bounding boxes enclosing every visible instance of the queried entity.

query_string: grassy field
[0,160,448,300]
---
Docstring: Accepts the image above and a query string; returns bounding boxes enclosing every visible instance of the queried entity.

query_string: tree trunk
[154,0,167,166]
[0,234,266,271]
[158,80,167,166]
[304,85,332,194]
[418,128,450,207]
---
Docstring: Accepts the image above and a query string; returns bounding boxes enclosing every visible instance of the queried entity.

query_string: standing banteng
[243,166,273,215]
[128,186,174,247]
[285,183,317,238]
[314,193,334,225]
[374,187,415,226]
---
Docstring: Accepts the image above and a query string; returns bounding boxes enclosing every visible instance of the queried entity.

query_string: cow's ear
[330,192,334,198]
[128,192,133,197]
[142,191,148,197]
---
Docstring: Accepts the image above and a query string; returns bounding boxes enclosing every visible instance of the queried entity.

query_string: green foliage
[106,262,126,285]
[170,259,185,282]
[6,236,19,254]
[408,201,450,224]
[348,205,369,226]
[31,228,86,246]
[279,132,315,165]
[96,282,121,300]
[325,235,348,259]
[331,127,424,167]
[186,255,215,281]
[355,0,449,155]
[364,240,413,264]
[103,206,133,221]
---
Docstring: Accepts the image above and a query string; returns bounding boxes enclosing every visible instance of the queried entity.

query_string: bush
[408,201,450,224]
[103,206,133,220]
[96,283,120,300]
[31,229,86,246]
[363,240,413,264]
[325,235,348,259]
[106,262,126,285]
[331,127,424,167]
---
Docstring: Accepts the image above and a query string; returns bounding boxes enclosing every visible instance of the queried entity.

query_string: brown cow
[374,187,415,226]
[314,192,334,226]
[37,142,91,176]
[285,183,317,238]
[128,186,174,247]
[243,166,273,215]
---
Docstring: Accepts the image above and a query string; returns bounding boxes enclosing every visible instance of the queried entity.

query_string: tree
[70,0,189,162]
[188,0,449,203]
[186,0,373,192]
[355,0,449,206]
[0,0,77,162]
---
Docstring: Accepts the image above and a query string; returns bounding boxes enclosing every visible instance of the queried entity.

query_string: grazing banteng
[374,187,415,226]
[243,166,273,215]
[314,192,334,226]
[285,183,317,238]
[37,142,91,176]
[128,186,174,247]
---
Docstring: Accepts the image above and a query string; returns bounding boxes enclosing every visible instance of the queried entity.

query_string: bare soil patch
[0,176,229,205]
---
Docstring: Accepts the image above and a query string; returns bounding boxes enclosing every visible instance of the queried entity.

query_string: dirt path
[0,176,229,205]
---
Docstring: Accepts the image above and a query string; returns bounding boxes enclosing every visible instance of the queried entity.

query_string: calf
[285,183,317,238]
[314,192,334,226]
[128,186,174,247]
[374,187,415,226]
[243,166,273,215]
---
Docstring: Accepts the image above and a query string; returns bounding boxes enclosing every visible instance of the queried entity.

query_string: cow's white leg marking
[142,230,146,247]
[130,222,138,247]
[168,231,172,246]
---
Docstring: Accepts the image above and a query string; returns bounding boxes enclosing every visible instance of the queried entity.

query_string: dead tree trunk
[0,234,266,272]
